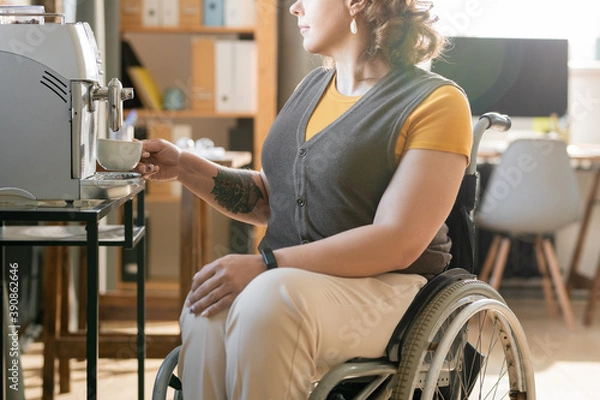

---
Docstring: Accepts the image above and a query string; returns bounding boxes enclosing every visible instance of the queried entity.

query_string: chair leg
[540,237,576,331]
[534,238,558,318]
[479,236,510,291]
[491,237,510,291]
[584,253,600,326]
[479,235,502,282]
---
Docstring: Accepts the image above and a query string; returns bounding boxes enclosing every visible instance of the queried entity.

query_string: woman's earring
[350,16,358,34]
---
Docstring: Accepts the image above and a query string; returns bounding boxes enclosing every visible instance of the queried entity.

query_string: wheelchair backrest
[386,112,511,362]
[445,112,512,274]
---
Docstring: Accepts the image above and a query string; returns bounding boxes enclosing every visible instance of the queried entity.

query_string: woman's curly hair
[362,0,446,68]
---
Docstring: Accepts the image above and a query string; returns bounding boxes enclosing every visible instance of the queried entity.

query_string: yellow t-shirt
[305,78,472,163]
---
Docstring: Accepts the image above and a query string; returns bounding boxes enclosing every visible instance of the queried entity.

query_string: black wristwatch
[260,247,278,270]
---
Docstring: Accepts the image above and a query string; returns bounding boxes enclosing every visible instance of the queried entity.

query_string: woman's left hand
[186,253,266,317]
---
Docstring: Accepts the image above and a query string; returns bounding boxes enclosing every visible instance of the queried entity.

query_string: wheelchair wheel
[152,346,183,400]
[392,279,535,400]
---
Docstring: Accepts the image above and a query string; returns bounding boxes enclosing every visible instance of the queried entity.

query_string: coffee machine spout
[92,78,134,132]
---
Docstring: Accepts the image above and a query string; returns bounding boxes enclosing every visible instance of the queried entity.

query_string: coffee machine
[0,7,139,201]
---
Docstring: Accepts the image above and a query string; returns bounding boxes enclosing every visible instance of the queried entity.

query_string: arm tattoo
[210,168,264,214]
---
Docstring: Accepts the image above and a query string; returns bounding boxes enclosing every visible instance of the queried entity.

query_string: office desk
[479,142,600,326]
[564,145,600,326]
[1,187,146,400]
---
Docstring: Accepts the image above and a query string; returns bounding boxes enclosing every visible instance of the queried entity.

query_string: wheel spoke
[392,280,534,400]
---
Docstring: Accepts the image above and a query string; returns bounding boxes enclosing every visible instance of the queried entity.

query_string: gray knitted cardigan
[259,66,459,277]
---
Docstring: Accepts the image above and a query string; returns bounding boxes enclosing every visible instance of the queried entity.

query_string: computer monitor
[431,37,569,118]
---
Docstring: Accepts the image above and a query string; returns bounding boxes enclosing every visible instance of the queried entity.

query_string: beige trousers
[178,268,426,400]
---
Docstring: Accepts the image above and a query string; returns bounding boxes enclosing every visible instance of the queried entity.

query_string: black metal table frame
[1,187,146,400]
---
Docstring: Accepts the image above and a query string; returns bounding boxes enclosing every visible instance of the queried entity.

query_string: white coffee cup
[97,138,142,171]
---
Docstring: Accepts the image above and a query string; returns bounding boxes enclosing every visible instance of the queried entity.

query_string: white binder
[161,0,180,26]
[215,39,236,112]
[234,40,257,113]
[224,0,256,27]
[214,39,257,113]
[142,0,160,26]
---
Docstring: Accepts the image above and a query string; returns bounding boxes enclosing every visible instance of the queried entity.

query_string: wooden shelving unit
[118,2,278,298]
[122,25,254,35]
[120,1,278,164]
[133,108,255,119]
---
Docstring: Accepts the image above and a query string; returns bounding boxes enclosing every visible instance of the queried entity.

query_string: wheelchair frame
[152,113,536,400]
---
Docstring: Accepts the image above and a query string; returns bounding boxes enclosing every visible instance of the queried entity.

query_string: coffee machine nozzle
[92,78,135,132]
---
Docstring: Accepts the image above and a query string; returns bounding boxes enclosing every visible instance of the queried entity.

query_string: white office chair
[476,138,580,330]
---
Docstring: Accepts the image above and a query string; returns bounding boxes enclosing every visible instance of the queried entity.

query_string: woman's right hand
[136,138,183,181]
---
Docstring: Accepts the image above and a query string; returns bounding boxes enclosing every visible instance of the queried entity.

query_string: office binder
[120,0,143,28]
[142,0,160,26]
[127,66,163,110]
[161,0,180,26]
[215,39,235,112]
[203,0,224,26]
[214,39,257,113]
[179,0,202,27]
[234,40,257,112]
[191,37,216,112]
[224,0,256,27]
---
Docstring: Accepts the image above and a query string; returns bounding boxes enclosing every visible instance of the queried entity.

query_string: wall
[277,1,321,108]
[434,0,600,61]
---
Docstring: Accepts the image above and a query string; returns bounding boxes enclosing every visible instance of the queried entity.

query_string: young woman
[137,0,472,398]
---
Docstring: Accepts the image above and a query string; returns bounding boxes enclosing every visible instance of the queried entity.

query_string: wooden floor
[16,289,600,400]
[18,321,179,400]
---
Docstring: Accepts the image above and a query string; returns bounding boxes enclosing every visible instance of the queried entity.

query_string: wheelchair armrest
[385,268,475,362]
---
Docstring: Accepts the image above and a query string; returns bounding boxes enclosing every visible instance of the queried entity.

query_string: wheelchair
[152,113,536,400]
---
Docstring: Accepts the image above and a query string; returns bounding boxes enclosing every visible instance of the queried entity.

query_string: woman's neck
[334,58,391,96]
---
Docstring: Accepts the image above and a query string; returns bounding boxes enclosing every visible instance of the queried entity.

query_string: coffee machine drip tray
[81,172,144,199]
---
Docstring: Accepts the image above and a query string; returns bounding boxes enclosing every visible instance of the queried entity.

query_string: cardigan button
[301,239,310,244]
[298,148,307,157]
[296,197,305,207]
